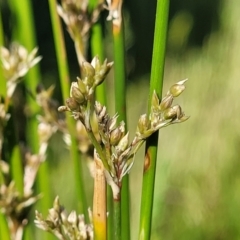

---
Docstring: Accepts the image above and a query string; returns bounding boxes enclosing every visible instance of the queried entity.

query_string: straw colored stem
[93,153,107,240]
[139,0,169,239]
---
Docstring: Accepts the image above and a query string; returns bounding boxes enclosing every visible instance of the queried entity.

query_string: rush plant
[0,0,188,239]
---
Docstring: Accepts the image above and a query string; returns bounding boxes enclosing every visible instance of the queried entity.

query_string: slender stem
[10,146,24,196]
[0,10,6,98]
[138,0,169,239]
[8,1,50,240]
[91,21,107,105]
[89,3,112,237]
[0,213,10,240]
[87,129,110,172]
[48,0,88,217]
[112,7,130,240]
[48,0,70,101]
[75,37,86,66]
[113,197,121,240]
[93,154,107,240]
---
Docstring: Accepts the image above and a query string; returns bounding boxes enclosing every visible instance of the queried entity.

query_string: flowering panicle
[0,43,41,98]
[0,155,42,240]
[57,0,105,64]
[58,57,189,195]
[35,196,93,240]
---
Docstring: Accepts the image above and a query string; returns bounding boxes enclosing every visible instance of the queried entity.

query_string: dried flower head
[35,196,93,240]
[0,43,42,97]
[57,0,105,63]
[0,158,41,240]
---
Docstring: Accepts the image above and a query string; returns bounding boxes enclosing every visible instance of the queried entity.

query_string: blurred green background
[2,0,240,239]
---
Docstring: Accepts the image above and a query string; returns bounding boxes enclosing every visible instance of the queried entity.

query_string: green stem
[86,126,110,172]
[113,198,121,240]
[75,37,86,66]
[89,2,111,236]
[138,0,169,239]
[48,0,88,217]
[91,22,107,105]
[10,146,23,196]
[0,10,6,98]
[112,15,130,240]
[84,98,109,172]
[8,1,51,240]
[0,213,10,240]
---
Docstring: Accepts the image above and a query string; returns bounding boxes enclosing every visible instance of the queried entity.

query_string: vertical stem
[89,0,112,237]
[91,23,107,105]
[112,5,130,239]
[0,10,6,98]
[8,1,51,239]
[113,197,121,240]
[48,0,88,217]
[10,146,24,196]
[93,153,107,240]
[0,213,10,240]
[138,0,169,239]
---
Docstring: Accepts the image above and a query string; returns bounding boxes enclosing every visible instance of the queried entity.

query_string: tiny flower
[116,132,129,154]
[65,97,79,111]
[0,43,42,97]
[110,124,125,146]
[77,77,87,95]
[81,61,95,87]
[137,114,149,134]
[70,83,85,104]
[169,79,187,97]
[159,93,173,111]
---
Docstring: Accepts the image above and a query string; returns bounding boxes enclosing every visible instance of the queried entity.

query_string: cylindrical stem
[93,152,107,240]
[139,0,170,239]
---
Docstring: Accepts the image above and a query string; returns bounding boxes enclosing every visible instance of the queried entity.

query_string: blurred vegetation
[2,0,240,239]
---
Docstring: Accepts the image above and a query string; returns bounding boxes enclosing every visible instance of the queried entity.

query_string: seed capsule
[66,97,79,111]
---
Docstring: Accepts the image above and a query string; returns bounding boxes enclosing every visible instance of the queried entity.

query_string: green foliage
[1,0,239,239]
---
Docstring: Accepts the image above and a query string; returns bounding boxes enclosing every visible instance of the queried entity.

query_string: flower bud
[68,211,77,225]
[159,94,173,111]
[95,101,103,115]
[163,105,182,120]
[77,77,87,95]
[108,114,118,131]
[71,85,85,104]
[168,79,187,97]
[169,83,185,97]
[58,106,68,112]
[163,107,177,120]
[82,61,95,77]
[116,132,129,153]
[137,114,149,134]
[94,60,114,86]
[151,91,159,109]
[66,97,79,111]
[110,126,124,146]
[91,56,100,69]
[81,61,95,87]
